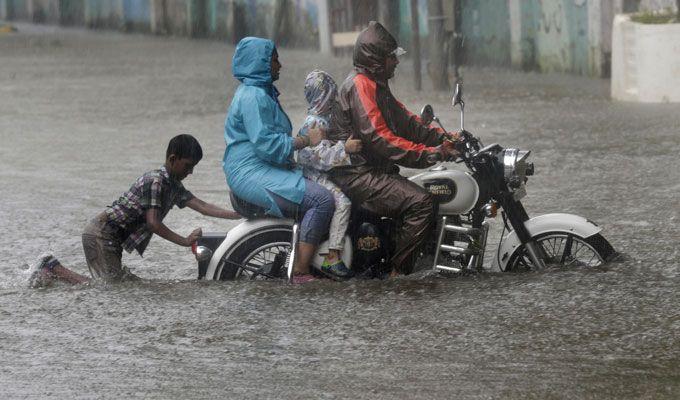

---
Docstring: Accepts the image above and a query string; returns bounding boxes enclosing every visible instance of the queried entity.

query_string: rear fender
[204,218,294,280]
[492,213,602,271]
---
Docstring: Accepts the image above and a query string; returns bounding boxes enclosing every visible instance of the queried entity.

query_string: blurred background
[1,0,679,87]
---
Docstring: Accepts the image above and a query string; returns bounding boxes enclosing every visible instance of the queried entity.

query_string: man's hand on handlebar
[437,139,460,161]
[445,130,472,142]
[445,131,461,141]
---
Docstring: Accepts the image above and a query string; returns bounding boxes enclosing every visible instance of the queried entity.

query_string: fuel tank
[409,166,479,215]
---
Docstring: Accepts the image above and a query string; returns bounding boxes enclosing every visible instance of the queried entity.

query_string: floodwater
[1,24,679,399]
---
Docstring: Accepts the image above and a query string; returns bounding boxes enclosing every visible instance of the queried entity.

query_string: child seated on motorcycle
[297,70,362,279]
[28,134,241,287]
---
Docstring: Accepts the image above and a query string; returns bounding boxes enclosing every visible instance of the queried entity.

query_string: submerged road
[1,24,679,399]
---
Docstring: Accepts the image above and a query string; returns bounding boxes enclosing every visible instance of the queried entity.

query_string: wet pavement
[1,23,679,399]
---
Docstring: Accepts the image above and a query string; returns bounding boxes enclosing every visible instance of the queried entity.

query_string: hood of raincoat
[232,37,276,87]
[353,21,399,81]
[304,69,338,117]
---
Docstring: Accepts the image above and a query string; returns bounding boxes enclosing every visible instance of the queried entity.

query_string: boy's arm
[146,208,202,247]
[186,197,241,219]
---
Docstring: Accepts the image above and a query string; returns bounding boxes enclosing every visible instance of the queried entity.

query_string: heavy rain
[1,1,680,399]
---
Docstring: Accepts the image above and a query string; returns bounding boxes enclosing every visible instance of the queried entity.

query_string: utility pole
[317,0,332,54]
[378,0,399,39]
[427,0,450,91]
[410,0,421,91]
[272,0,290,45]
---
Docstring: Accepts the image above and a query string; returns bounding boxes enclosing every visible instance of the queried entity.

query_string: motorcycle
[192,83,616,281]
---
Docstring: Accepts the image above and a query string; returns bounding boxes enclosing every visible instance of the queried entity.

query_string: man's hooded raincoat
[335,21,447,169]
[328,21,445,274]
[222,37,304,217]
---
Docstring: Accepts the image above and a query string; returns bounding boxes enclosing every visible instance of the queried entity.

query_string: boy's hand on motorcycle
[224,210,241,219]
[186,228,202,246]
[345,138,363,153]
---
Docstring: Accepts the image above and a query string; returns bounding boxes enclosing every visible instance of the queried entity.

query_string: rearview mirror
[420,104,434,125]
[452,83,464,108]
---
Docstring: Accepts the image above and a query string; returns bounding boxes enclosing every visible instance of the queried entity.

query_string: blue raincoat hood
[232,37,275,87]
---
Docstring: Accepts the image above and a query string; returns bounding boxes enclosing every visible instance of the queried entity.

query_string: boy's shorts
[81,213,137,282]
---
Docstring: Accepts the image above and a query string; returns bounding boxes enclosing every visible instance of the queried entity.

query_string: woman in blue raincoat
[223,37,334,283]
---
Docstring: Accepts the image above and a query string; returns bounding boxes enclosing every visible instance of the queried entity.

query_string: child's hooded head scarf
[304,70,338,118]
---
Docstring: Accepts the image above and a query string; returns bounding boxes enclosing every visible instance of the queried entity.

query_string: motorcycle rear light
[193,245,213,262]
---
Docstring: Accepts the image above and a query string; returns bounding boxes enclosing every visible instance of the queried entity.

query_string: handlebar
[450,130,482,163]
[430,131,483,164]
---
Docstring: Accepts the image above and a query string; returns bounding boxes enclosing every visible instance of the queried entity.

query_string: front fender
[492,213,602,271]
[205,218,294,280]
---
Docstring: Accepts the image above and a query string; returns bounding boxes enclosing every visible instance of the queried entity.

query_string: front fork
[501,198,547,269]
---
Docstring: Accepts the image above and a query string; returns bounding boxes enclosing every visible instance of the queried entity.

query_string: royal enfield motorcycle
[192,84,616,281]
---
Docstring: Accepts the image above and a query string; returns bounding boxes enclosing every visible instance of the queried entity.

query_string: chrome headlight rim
[502,148,532,186]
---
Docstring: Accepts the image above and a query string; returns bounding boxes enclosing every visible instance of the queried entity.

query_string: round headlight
[503,148,532,181]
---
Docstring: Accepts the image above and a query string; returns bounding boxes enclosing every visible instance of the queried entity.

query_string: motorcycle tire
[504,232,616,272]
[217,226,293,280]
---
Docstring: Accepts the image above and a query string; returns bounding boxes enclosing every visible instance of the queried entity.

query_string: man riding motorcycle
[328,21,460,276]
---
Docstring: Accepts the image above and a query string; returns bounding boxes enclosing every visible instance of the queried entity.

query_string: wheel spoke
[547,237,558,258]
[560,235,574,264]
[236,242,291,280]
[509,233,606,271]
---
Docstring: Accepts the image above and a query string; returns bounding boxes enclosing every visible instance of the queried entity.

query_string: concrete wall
[611,13,680,102]
[3,0,677,79]
[1,0,320,47]
[85,0,124,29]
[504,0,610,76]
[32,0,60,23]
[461,0,512,66]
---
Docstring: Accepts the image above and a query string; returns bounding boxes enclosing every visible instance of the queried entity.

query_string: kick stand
[286,223,300,283]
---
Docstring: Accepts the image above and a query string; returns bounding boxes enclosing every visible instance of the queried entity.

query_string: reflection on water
[1,25,679,399]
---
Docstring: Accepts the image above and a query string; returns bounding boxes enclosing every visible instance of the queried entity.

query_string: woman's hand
[344,138,363,154]
[307,124,326,146]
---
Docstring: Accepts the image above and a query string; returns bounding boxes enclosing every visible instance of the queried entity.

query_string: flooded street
[1,24,679,399]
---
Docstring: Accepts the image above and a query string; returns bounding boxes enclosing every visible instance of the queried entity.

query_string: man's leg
[331,168,435,275]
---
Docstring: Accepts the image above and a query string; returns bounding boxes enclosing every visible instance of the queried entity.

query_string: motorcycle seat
[229,192,268,220]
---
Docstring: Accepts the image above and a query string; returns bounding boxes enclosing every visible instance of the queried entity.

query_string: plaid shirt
[104,166,194,255]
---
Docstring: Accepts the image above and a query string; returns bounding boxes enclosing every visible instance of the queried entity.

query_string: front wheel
[504,232,615,272]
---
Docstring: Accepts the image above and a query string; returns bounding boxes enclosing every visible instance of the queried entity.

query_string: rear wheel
[217,228,293,280]
[505,232,615,272]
